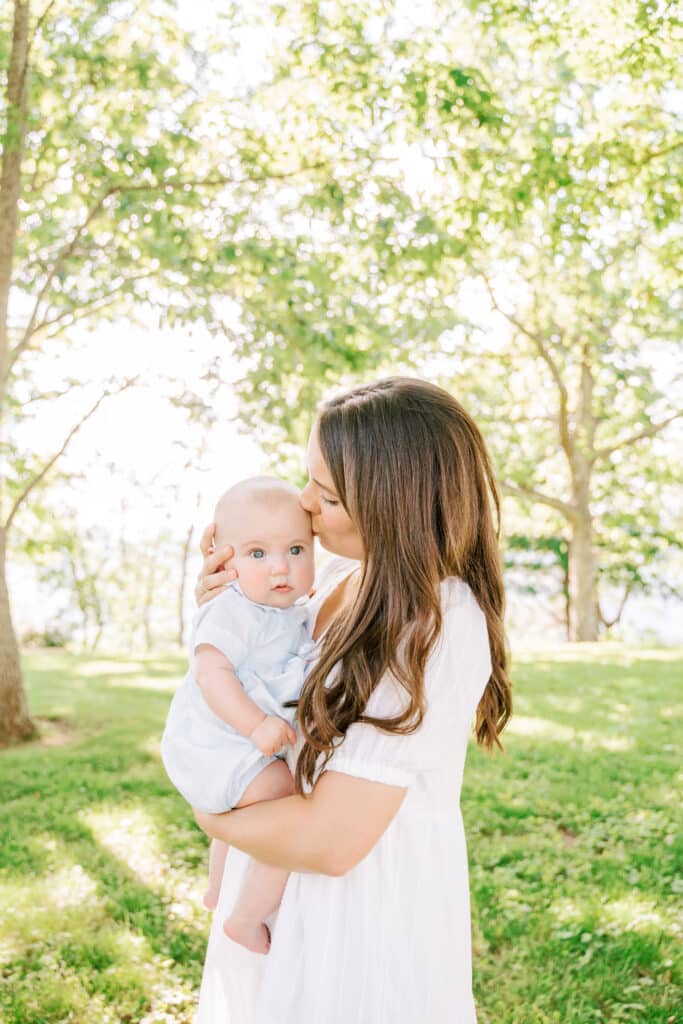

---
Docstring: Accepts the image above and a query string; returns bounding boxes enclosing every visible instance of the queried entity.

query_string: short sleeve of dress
[322,578,492,788]
[191,586,260,669]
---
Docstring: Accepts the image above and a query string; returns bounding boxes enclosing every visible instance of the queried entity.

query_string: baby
[160,476,315,954]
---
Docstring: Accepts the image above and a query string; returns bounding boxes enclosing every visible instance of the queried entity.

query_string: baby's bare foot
[203,886,220,911]
[223,914,271,954]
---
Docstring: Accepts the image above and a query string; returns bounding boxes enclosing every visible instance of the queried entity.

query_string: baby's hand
[249,716,297,757]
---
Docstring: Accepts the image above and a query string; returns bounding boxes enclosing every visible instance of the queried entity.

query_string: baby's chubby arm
[195,644,296,755]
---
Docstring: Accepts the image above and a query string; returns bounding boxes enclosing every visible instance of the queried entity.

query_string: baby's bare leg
[223,759,294,955]
[204,838,228,911]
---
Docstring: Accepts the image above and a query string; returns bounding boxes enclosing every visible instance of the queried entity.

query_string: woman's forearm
[195,793,336,875]
[195,770,407,878]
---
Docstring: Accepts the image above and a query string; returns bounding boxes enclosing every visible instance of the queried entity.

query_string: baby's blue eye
[290,545,303,555]
[250,549,265,559]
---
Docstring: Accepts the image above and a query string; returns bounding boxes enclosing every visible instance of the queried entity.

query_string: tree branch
[9,158,329,373]
[594,410,683,461]
[481,274,574,458]
[608,139,683,189]
[4,377,138,532]
[31,0,57,47]
[25,271,158,343]
[598,581,633,628]
[501,481,576,520]
[100,162,330,193]
[17,382,79,406]
[8,190,113,373]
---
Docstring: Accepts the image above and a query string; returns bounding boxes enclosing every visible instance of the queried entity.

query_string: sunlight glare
[509,715,634,752]
[81,805,204,923]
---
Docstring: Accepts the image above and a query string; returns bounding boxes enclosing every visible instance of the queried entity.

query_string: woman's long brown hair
[295,377,512,793]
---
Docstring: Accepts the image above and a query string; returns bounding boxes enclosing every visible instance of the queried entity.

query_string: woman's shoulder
[439,576,485,622]
[435,576,490,660]
[313,555,359,594]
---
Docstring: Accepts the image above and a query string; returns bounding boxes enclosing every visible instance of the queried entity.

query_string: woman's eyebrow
[313,477,337,494]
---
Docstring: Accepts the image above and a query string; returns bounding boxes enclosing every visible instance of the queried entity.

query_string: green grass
[0,646,681,1023]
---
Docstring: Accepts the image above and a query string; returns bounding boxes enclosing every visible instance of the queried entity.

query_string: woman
[193,377,512,1023]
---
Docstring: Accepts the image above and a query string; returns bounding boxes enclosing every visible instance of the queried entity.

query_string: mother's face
[300,429,364,561]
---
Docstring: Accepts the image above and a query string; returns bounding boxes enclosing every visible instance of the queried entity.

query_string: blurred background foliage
[1,0,682,739]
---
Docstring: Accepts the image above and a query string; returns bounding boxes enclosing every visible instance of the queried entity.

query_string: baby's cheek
[231,556,254,580]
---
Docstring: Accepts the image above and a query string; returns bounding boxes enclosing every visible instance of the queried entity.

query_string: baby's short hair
[214,476,302,545]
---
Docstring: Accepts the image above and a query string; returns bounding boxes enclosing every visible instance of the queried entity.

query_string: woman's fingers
[194,569,236,606]
[195,546,235,587]
[194,544,237,606]
[197,585,229,607]
[198,544,235,579]
[199,523,216,558]
[203,565,236,589]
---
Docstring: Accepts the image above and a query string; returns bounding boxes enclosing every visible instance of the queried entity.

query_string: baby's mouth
[272,583,293,593]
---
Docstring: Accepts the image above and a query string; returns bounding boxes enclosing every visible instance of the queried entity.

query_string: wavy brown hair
[294,377,512,793]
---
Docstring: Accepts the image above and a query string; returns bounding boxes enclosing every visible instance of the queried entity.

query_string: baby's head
[214,477,315,608]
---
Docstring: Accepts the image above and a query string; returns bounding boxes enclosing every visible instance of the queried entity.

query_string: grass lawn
[0,646,681,1024]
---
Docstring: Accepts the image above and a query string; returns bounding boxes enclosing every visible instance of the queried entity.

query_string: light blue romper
[160,584,312,813]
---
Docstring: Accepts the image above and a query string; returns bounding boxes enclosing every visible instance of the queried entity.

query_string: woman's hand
[194,523,237,606]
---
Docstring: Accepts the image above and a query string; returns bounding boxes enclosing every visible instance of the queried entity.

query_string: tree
[1,0,365,741]
[228,0,682,640]
[505,535,570,639]
[3,0,508,744]
[19,475,193,654]
[445,1,683,639]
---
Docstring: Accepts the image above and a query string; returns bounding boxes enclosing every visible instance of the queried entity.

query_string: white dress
[161,584,311,813]
[197,558,491,1024]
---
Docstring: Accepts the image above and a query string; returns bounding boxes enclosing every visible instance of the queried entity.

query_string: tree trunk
[0,527,36,745]
[0,0,30,397]
[90,580,104,653]
[177,522,193,647]
[562,556,571,642]
[568,496,599,641]
[0,4,35,745]
[143,558,156,653]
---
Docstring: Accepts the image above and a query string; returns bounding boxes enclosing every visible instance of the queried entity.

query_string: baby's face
[222,498,315,608]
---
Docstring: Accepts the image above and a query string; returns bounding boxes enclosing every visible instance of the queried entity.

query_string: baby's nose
[270,555,288,574]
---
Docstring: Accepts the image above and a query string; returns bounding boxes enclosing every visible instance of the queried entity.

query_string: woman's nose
[300,481,317,513]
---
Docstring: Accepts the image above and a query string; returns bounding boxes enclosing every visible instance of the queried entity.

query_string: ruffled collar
[228,581,310,619]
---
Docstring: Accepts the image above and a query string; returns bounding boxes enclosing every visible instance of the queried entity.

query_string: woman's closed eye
[321,495,339,506]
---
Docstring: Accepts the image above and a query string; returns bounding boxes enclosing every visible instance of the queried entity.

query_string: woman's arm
[194,769,407,877]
